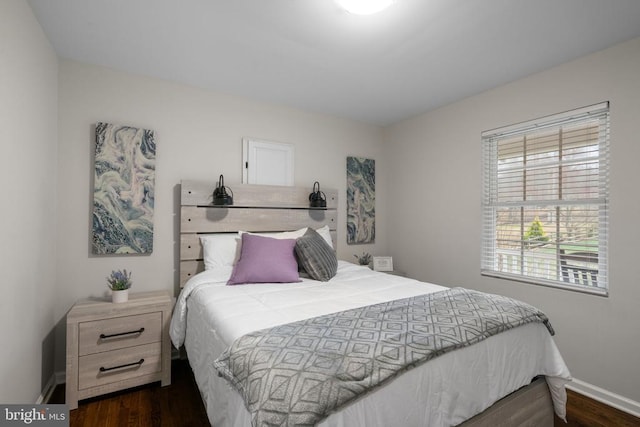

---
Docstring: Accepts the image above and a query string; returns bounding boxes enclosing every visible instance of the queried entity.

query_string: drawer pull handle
[99,359,145,373]
[99,327,145,339]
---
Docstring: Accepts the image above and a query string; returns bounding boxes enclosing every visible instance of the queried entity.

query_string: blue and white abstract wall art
[92,122,156,255]
[347,156,375,244]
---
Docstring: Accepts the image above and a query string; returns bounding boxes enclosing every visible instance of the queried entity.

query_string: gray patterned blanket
[213,287,554,427]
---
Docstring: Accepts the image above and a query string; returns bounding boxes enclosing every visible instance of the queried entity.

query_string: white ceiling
[27,0,640,125]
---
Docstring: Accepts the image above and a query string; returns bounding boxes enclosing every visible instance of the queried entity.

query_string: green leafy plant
[106,269,132,291]
[354,252,372,266]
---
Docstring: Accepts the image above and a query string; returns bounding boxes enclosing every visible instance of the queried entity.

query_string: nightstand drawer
[78,342,162,390]
[79,312,162,356]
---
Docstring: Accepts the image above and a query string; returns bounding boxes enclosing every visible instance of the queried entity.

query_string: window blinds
[481,102,609,294]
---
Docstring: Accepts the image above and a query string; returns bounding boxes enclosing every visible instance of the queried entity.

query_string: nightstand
[65,291,173,409]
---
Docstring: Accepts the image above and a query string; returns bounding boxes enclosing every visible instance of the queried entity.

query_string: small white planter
[111,289,129,303]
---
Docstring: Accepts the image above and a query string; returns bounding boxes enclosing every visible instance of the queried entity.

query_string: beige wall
[55,60,387,372]
[384,37,640,404]
[0,0,58,403]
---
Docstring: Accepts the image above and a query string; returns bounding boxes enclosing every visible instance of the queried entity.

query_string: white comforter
[170,261,571,427]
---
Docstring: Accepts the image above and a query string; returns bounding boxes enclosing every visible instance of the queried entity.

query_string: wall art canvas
[347,156,375,244]
[92,122,156,254]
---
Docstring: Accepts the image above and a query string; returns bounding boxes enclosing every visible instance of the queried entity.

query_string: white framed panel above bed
[179,180,338,287]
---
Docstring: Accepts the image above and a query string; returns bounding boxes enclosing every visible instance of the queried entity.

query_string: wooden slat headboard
[179,180,338,287]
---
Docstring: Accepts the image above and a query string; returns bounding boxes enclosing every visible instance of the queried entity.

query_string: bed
[171,180,571,427]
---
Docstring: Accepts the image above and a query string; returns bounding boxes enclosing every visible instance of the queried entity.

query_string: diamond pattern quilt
[213,287,554,426]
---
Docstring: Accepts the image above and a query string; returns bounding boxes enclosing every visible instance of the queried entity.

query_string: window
[481,103,609,295]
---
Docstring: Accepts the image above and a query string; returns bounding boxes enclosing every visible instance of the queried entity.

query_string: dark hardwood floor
[51,360,639,426]
[555,389,640,427]
[49,359,209,426]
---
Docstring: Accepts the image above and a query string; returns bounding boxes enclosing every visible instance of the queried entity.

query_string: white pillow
[238,228,308,240]
[200,234,241,270]
[315,225,334,249]
[234,228,308,262]
[200,227,330,271]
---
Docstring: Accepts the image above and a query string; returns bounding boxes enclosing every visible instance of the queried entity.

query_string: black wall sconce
[212,175,234,206]
[308,181,327,208]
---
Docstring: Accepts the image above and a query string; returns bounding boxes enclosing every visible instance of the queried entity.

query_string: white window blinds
[481,102,609,295]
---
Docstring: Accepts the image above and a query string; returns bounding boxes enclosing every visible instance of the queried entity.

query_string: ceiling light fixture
[336,0,395,15]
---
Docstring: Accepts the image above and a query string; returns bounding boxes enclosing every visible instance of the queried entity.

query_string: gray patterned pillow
[295,228,337,282]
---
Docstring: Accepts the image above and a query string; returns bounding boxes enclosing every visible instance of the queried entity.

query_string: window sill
[481,271,608,297]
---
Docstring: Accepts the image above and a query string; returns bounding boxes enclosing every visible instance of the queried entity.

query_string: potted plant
[107,269,132,303]
[354,252,373,268]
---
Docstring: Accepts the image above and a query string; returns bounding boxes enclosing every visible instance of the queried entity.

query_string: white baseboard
[37,371,67,404]
[55,371,65,386]
[36,374,57,404]
[568,378,640,418]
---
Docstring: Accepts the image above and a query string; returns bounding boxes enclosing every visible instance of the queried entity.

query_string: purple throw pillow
[227,233,300,285]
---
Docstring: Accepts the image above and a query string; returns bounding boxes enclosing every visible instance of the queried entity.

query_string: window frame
[481,102,610,296]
